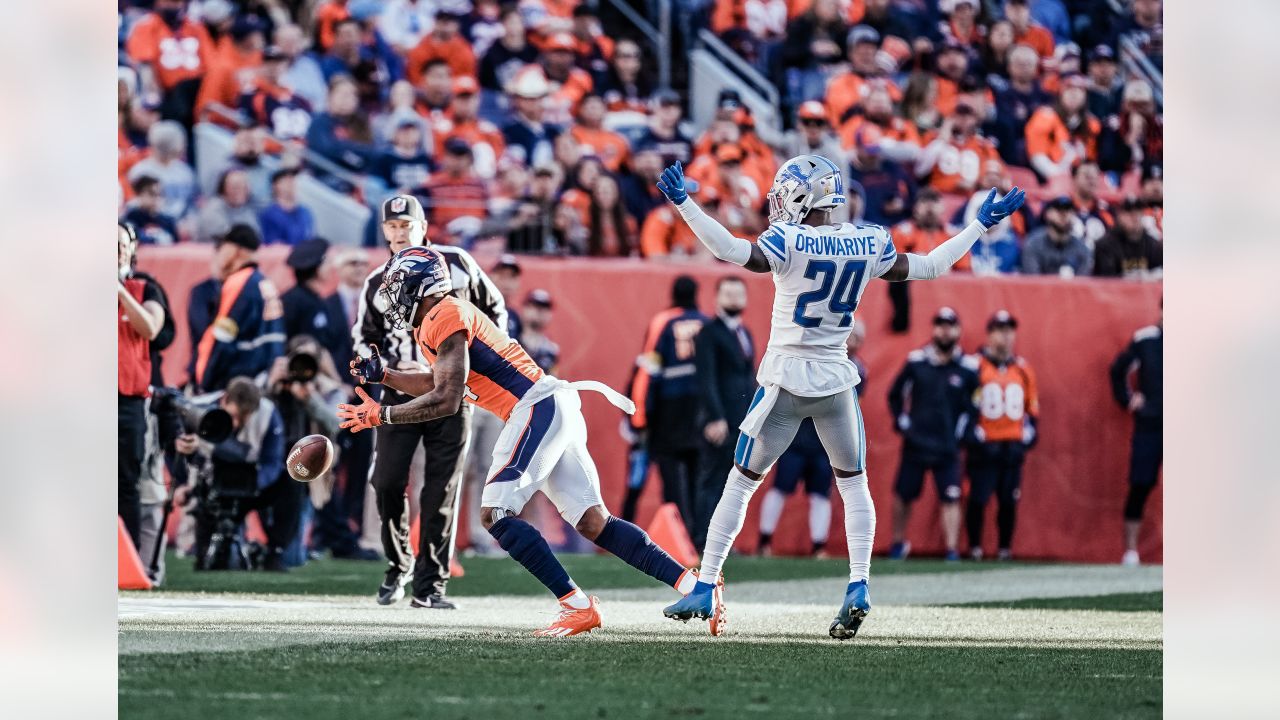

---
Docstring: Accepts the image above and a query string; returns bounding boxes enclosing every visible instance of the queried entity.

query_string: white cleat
[1121,550,1140,567]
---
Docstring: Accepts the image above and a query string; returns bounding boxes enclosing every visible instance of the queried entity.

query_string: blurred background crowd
[118,0,1163,279]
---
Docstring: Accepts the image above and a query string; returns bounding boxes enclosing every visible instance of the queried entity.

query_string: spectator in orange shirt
[406,10,477,87]
[938,0,984,49]
[125,0,215,127]
[1025,73,1099,182]
[932,39,971,118]
[414,59,455,122]
[838,83,922,163]
[708,144,765,235]
[420,137,488,242]
[569,94,631,172]
[540,33,595,126]
[915,102,1000,196]
[642,187,716,259]
[314,0,351,52]
[1004,0,1054,59]
[570,5,614,77]
[435,75,506,179]
[559,156,605,230]
[892,187,969,271]
[196,14,265,122]
[824,25,899,127]
[585,175,639,257]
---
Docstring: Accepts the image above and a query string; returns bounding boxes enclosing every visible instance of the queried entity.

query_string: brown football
[286,434,334,482]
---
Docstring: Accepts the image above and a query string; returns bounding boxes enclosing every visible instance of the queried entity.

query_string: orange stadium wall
[137,246,1163,564]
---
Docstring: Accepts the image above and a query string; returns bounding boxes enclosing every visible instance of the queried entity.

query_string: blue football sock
[593,516,685,588]
[489,516,576,599]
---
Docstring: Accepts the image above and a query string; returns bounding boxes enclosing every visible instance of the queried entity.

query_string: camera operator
[170,376,289,571]
[264,335,375,563]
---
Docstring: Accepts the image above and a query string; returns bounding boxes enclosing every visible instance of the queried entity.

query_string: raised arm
[879,187,1026,282]
[657,162,771,274]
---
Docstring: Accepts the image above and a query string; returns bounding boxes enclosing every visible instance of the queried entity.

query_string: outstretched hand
[350,343,385,385]
[337,386,383,433]
[656,161,689,205]
[975,186,1027,229]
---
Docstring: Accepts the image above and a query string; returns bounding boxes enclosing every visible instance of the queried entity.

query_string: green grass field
[119,554,1162,720]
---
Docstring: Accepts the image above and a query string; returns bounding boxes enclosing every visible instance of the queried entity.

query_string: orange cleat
[689,570,728,637]
[534,595,603,638]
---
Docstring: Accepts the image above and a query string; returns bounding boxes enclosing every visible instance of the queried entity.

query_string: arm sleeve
[1109,343,1137,408]
[673,198,755,266]
[694,327,725,423]
[904,220,986,280]
[887,364,909,420]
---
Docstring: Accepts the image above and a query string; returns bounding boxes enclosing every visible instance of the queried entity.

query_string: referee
[356,195,507,608]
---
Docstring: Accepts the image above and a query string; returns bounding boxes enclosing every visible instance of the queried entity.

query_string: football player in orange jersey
[338,248,723,637]
[964,311,1039,560]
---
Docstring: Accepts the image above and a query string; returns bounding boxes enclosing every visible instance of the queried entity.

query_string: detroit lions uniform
[734,221,898,476]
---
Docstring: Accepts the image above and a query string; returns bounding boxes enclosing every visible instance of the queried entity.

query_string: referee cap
[381,194,425,223]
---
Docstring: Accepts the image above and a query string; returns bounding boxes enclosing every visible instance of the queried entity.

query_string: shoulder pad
[1133,325,1161,342]
[960,354,981,371]
[906,348,926,363]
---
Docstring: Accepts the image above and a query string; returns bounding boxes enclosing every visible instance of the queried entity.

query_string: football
[286,434,334,482]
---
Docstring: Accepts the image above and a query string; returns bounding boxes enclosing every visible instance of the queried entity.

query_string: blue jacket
[196,265,285,392]
[259,203,315,246]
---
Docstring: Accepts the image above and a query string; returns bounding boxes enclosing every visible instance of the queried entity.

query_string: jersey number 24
[793,259,867,328]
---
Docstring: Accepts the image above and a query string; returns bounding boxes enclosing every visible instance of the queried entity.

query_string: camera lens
[287,351,319,382]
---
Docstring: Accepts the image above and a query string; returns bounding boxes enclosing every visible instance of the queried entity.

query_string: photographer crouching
[168,377,288,571]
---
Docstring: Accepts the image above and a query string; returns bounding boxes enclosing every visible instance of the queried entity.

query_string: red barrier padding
[137,246,1162,563]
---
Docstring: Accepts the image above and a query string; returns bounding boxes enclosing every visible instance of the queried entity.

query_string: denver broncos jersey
[754,221,898,396]
[415,296,544,421]
[972,352,1039,442]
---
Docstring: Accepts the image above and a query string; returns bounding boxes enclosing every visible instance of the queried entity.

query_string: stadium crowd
[118,0,1162,279]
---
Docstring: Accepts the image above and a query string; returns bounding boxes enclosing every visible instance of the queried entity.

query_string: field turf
[120,554,1162,720]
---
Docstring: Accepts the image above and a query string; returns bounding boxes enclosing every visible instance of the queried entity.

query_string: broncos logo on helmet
[766,154,846,224]
[378,247,453,329]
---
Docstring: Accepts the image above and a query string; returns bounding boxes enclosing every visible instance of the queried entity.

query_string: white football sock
[676,568,698,594]
[560,588,591,609]
[808,493,831,546]
[759,487,786,535]
[836,474,875,583]
[699,468,761,583]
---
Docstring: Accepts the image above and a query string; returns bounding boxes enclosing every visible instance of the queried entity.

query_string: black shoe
[263,549,289,573]
[410,594,458,609]
[376,565,412,605]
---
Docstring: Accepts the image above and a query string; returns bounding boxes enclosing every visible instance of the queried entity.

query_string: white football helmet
[766,154,847,224]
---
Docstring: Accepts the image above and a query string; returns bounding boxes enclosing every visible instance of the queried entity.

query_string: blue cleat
[888,541,911,560]
[829,580,871,640]
[664,580,717,622]
[944,549,961,562]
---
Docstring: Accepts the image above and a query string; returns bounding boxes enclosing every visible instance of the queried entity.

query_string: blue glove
[975,186,1027,229]
[656,161,689,205]
[349,344,386,385]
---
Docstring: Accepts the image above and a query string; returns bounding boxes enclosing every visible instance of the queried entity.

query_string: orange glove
[337,386,384,433]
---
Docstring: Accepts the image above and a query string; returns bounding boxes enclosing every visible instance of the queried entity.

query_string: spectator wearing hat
[196,14,265,122]
[281,238,340,354]
[434,75,506,178]
[848,123,915,228]
[1025,73,1100,181]
[124,0,214,127]
[480,6,540,92]
[196,167,262,244]
[420,136,488,242]
[306,75,377,180]
[988,44,1051,168]
[373,112,435,191]
[569,94,631,173]
[838,85,923,164]
[122,176,180,245]
[259,169,316,246]
[521,289,560,374]
[1022,196,1093,276]
[1085,45,1122,118]
[127,121,197,222]
[1004,0,1054,58]
[1093,197,1163,279]
[916,100,1000,195]
[826,25,904,126]
[780,101,846,167]
[636,89,693,167]
[962,161,1025,274]
[1099,79,1162,175]
[965,310,1039,560]
[939,0,984,49]
[537,32,595,126]
[596,38,653,115]
[887,306,980,561]
[502,66,561,167]
[194,224,285,392]
[406,10,476,86]
[239,45,314,142]
[414,59,455,119]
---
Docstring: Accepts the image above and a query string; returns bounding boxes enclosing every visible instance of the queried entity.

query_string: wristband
[380,406,394,425]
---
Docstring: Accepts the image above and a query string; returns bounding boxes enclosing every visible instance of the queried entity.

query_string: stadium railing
[690,29,785,147]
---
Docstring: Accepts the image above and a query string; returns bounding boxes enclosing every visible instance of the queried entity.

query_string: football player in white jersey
[656,155,1025,639]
